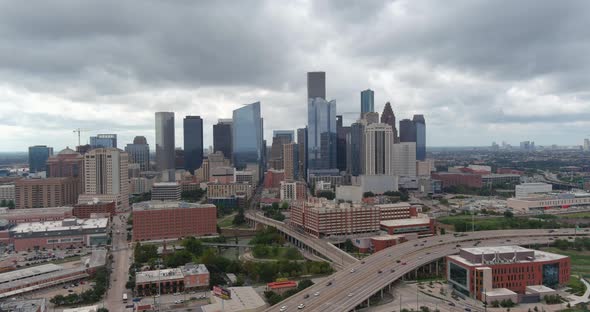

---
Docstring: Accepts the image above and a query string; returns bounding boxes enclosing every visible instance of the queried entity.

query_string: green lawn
[217,213,237,227]
[558,212,590,219]
[252,246,304,260]
[541,247,590,277]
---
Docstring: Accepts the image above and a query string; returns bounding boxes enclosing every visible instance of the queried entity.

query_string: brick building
[379,217,434,236]
[263,169,284,189]
[132,201,217,241]
[376,203,419,221]
[72,201,116,219]
[0,206,73,225]
[447,246,570,303]
[431,172,483,189]
[151,182,181,201]
[14,178,78,209]
[279,181,307,201]
[135,263,209,296]
[206,182,252,199]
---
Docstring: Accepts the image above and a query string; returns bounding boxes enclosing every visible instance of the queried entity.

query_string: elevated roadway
[263,228,589,312]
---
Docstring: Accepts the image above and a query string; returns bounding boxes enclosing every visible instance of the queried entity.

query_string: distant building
[73,201,116,219]
[0,206,73,225]
[380,102,398,143]
[89,134,117,149]
[307,98,337,171]
[413,114,426,161]
[232,102,264,178]
[296,128,308,180]
[364,123,394,175]
[151,182,181,201]
[213,119,233,162]
[515,183,552,198]
[155,112,175,174]
[269,134,292,170]
[0,184,14,202]
[28,145,53,173]
[380,217,434,236]
[431,172,483,189]
[132,201,217,241]
[125,136,150,171]
[135,263,209,296]
[184,116,204,174]
[481,174,521,186]
[447,246,569,302]
[46,147,84,197]
[392,142,417,177]
[360,89,374,118]
[507,192,590,213]
[520,140,535,152]
[347,122,364,176]
[307,71,326,100]
[399,119,416,143]
[79,148,129,210]
[263,169,284,189]
[336,115,350,173]
[15,177,78,209]
[279,181,307,201]
[283,143,299,181]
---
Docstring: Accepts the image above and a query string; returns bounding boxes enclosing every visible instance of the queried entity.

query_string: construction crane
[72,128,90,146]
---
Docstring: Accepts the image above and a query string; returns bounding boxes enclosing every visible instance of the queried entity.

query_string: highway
[263,228,590,312]
[245,212,358,269]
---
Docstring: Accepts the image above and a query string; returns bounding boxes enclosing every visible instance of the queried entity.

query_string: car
[297,303,305,309]
[402,262,407,265]
[465,308,471,312]
[456,244,461,247]
[439,240,443,242]
[326,282,332,286]
[280,306,287,312]
[414,244,418,247]
[303,294,310,299]
[418,257,423,260]
[378,270,382,274]
[396,260,401,263]
[390,268,395,273]
[423,240,427,243]
[68,289,74,293]
[347,293,354,297]
[174,300,180,304]
[174,293,180,296]
[314,292,320,296]
[448,302,456,306]
[361,261,365,264]
[350,269,355,273]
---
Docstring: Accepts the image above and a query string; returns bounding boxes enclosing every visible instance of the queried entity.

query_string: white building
[81,148,129,210]
[151,182,181,201]
[392,142,416,177]
[364,123,394,175]
[515,183,552,198]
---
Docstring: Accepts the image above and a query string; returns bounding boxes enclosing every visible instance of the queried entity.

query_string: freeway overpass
[245,212,358,269]
[263,228,590,312]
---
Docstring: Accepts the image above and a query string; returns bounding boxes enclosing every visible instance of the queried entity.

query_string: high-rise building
[347,122,364,176]
[307,98,337,171]
[297,128,307,181]
[364,123,394,175]
[392,142,417,177]
[413,114,426,161]
[584,139,590,152]
[283,142,299,181]
[175,148,185,170]
[28,145,53,173]
[89,134,117,149]
[183,116,204,174]
[273,130,295,142]
[125,136,150,171]
[336,116,350,173]
[14,177,78,209]
[79,148,129,210]
[360,89,375,118]
[307,72,326,100]
[213,119,232,161]
[364,112,379,125]
[399,119,416,143]
[232,102,264,177]
[269,134,292,170]
[46,147,85,195]
[380,102,398,143]
[155,112,175,173]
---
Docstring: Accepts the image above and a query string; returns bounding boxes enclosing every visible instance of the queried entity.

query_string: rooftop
[461,245,530,255]
[0,206,72,216]
[380,217,431,227]
[182,263,209,275]
[10,218,108,234]
[449,246,568,266]
[375,202,411,209]
[526,285,556,294]
[202,286,266,312]
[483,288,517,297]
[0,263,63,284]
[63,305,100,312]
[136,268,183,284]
[133,201,215,211]
[0,298,47,312]
[371,234,406,241]
[153,182,179,187]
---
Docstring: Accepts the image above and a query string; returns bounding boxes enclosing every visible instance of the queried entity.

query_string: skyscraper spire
[380,102,398,143]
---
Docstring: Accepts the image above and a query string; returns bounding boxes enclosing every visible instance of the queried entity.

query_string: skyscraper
[364,123,394,175]
[381,102,398,143]
[90,134,117,148]
[336,116,349,173]
[80,148,129,210]
[213,119,232,160]
[392,142,417,177]
[28,145,53,173]
[46,147,85,196]
[269,133,293,170]
[183,116,204,174]
[360,89,375,118]
[413,114,426,161]
[347,122,364,176]
[155,112,175,173]
[307,98,337,170]
[297,128,307,180]
[125,136,150,171]
[283,142,299,181]
[273,130,295,142]
[307,72,326,100]
[232,102,264,176]
[399,119,417,143]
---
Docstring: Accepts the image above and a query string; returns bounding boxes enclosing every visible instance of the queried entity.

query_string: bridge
[261,228,589,312]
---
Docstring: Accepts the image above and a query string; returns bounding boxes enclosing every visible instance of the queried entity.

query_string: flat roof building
[151,182,181,201]
[15,177,79,209]
[515,183,552,199]
[135,263,209,296]
[0,206,73,225]
[379,216,434,236]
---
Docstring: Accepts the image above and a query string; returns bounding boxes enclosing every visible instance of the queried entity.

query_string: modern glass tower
[347,122,364,176]
[125,136,150,171]
[399,119,417,143]
[360,89,374,118]
[28,145,53,173]
[183,116,204,174]
[413,114,426,161]
[155,112,175,172]
[90,134,117,148]
[307,98,337,170]
[232,102,264,172]
[213,119,232,160]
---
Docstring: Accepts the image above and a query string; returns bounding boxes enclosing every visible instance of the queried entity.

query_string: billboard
[213,286,231,300]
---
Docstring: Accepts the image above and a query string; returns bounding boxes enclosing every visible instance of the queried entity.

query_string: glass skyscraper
[155,112,175,173]
[89,134,117,148]
[183,116,204,174]
[413,114,426,161]
[232,102,263,172]
[347,122,364,176]
[213,119,232,160]
[125,136,150,171]
[399,119,417,143]
[28,145,53,173]
[360,89,374,118]
[307,72,326,100]
[307,98,337,170]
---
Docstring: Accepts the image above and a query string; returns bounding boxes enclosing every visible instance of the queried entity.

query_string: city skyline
[2,1,590,151]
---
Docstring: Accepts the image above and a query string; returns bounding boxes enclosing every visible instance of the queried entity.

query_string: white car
[314,292,320,296]
[280,306,287,312]
[298,303,305,309]
[350,269,355,273]
[348,293,354,297]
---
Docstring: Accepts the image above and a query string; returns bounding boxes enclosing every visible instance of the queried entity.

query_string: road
[265,228,590,312]
[104,213,132,311]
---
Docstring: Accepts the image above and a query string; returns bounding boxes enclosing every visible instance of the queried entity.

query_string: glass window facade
[360,89,374,117]
[307,98,337,171]
[542,263,559,288]
[413,115,426,161]
[155,112,175,171]
[28,145,53,173]
[232,102,263,172]
[183,116,204,174]
[450,262,468,288]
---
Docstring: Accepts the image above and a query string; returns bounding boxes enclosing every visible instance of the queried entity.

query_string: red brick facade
[431,173,483,189]
[133,204,217,241]
[73,201,116,219]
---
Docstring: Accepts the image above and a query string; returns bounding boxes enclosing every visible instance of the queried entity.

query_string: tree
[281,202,289,210]
[440,228,446,235]
[342,239,356,252]
[503,210,514,218]
[316,190,335,200]
[165,250,194,268]
[97,309,109,312]
[182,237,204,257]
[297,279,314,290]
[272,202,280,210]
[363,192,375,198]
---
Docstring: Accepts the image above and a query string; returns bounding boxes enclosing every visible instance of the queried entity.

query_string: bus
[123,293,128,303]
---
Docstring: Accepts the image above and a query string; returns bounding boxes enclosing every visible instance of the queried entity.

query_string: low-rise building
[352,233,418,253]
[431,172,483,189]
[267,281,297,295]
[447,246,570,303]
[279,181,307,201]
[206,182,252,199]
[263,169,284,189]
[379,216,434,236]
[73,200,116,219]
[515,183,552,198]
[0,206,73,225]
[135,263,209,296]
[481,174,521,186]
[151,182,181,201]
[132,201,217,241]
[0,298,47,312]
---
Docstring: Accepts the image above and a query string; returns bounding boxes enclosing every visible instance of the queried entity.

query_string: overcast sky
[1,0,590,152]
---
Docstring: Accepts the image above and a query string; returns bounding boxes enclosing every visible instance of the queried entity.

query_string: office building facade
[307,98,337,171]
[380,102,398,143]
[297,128,307,180]
[89,134,117,149]
[81,148,129,210]
[213,119,232,160]
[399,119,416,143]
[125,136,150,171]
[183,116,204,174]
[336,116,349,173]
[28,146,53,173]
[392,142,417,177]
[151,182,182,201]
[364,123,394,175]
[283,142,299,181]
[232,102,264,175]
[14,178,78,209]
[413,114,426,161]
[360,89,374,118]
[307,72,326,100]
[347,122,364,176]
[155,112,175,172]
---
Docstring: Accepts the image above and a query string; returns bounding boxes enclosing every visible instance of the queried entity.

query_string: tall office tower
[336,116,350,172]
[347,122,364,176]
[307,72,326,100]
[46,147,85,195]
[28,145,53,173]
[307,98,337,170]
[183,116,204,174]
[364,123,394,175]
[232,102,264,176]
[90,134,117,148]
[360,89,375,118]
[125,136,150,171]
[399,119,417,143]
[80,148,129,210]
[269,134,292,170]
[364,112,379,125]
[381,102,398,143]
[413,114,426,161]
[392,142,417,177]
[297,128,307,180]
[155,112,175,174]
[273,130,295,142]
[283,142,299,181]
[213,119,232,161]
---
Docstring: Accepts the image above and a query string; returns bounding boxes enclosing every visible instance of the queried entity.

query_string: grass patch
[559,212,590,219]
[217,213,237,228]
[438,214,567,232]
[541,247,590,277]
[252,246,304,260]
[567,276,587,296]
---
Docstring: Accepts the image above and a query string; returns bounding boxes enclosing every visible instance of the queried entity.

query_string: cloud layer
[1,0,590,151]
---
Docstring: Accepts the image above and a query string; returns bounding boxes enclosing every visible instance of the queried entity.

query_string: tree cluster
[51,267,108,306]
[264,279,314,306]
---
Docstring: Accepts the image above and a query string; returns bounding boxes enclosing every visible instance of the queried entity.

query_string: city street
[104,213,133,311]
